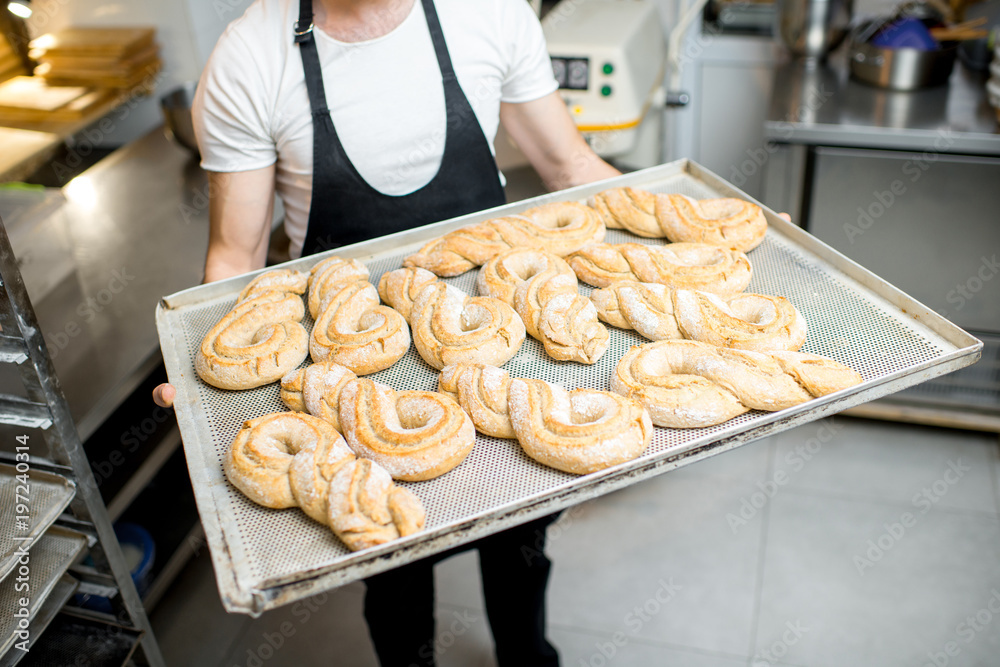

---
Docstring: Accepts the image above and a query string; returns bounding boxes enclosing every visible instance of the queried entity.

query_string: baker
[152,0,618,664]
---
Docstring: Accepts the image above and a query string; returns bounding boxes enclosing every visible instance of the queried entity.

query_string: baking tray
[0,464,76,584]
[0,527,87,660]
[155,159,981,615]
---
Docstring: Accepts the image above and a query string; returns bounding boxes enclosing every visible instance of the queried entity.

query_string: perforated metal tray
[156,159,981,615]
[0,465,76,584]
[0,527,87,659]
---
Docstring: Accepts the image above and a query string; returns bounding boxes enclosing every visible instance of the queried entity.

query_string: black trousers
[364,513,561,667]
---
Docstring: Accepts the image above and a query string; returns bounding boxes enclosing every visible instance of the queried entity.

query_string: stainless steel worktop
[0,130,209,441]
[764,51,1000,154]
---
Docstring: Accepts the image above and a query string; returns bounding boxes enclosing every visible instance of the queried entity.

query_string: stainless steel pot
[776,0,854,61]
[848,22,957,90]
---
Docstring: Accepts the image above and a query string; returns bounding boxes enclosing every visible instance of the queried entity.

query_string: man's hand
[153,166,277,409]
[500,91,620,190]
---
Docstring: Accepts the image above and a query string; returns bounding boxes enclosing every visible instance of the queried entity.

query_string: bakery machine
[496,0,667,172]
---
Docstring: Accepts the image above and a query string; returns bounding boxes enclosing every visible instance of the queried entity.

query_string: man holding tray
[153,0,618,664]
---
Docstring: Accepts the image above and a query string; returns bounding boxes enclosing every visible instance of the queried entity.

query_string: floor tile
[220,581,378,667]
[149,549,249,667]
[550,626,748,667]
[546,472,765,657]
[756,490,1000,667]
[770,417,998,515]
[436,549,486,611]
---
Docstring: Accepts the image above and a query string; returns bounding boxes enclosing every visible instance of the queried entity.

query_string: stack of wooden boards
[29,27,160,90]
[0,27,158,124]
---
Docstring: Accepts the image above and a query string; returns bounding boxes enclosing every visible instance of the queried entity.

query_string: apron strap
[419,0,457,82]
[295,0,334,127]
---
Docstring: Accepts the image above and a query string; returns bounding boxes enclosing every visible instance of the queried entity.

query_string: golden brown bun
[506,379,652,475]
[223,412,351,512]
[403,202,605,277]
[280,359,358,431]
[654,193,767,252]
[309,280,410,375]
[672,289,806,352]
[438,364,516,439]
[477,248,609,364]
[566,242,753,295]
[307,256,370,319]
[224,411,424,552]
[611,340,862,428]
[238,269,310,303]
[327,458,426,552]
[591,284,806,351]
[195,291,309,390]
[377,267,439,321]
[409,282,525,370]
[338,378,476,481]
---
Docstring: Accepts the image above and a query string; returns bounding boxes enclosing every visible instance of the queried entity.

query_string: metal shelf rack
[0,216,164,666]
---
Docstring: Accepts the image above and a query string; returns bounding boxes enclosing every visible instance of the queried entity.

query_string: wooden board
[29,27,155,58]
[0,76,90,112]
[34,43,158,72]
[37,58,161,90]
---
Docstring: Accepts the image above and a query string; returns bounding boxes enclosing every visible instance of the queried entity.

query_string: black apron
[294,0,507,256]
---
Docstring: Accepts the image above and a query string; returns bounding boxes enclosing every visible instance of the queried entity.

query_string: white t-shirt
[193,0,557,258]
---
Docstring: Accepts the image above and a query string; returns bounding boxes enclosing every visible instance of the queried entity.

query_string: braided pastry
[506,378,652,475]
[592,188,767,252]
[327,458,426,552]
[654,193,767,252]
[403,202,605,277]
[280,359,358,431]
[438,363,515,439]
[566,242,753,295]
[591,283,806,351]
[308,256,371,319]
[409,282,526,370]
[224,411,424,551]
[589,187,658,235]
[238,269,309,303]
[310,280,410,375]
[611,340,862,428]
[377,267,439,321]
[339,378,476,481]
[195,288,309,390]
[477,248,609,364]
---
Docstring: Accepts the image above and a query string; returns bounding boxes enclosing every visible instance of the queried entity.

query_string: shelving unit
[0,216,164,667]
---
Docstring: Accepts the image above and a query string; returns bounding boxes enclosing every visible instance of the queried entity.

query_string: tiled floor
[150,416,1000,667]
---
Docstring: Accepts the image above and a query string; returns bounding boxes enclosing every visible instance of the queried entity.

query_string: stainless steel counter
[0,130,209,441]
[764,53,1000,154]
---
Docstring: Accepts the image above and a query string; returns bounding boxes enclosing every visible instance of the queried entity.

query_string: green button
[601,85,612,97]
[602,62,614,75]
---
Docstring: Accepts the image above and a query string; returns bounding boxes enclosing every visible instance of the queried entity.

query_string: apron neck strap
[295,0,315,43]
